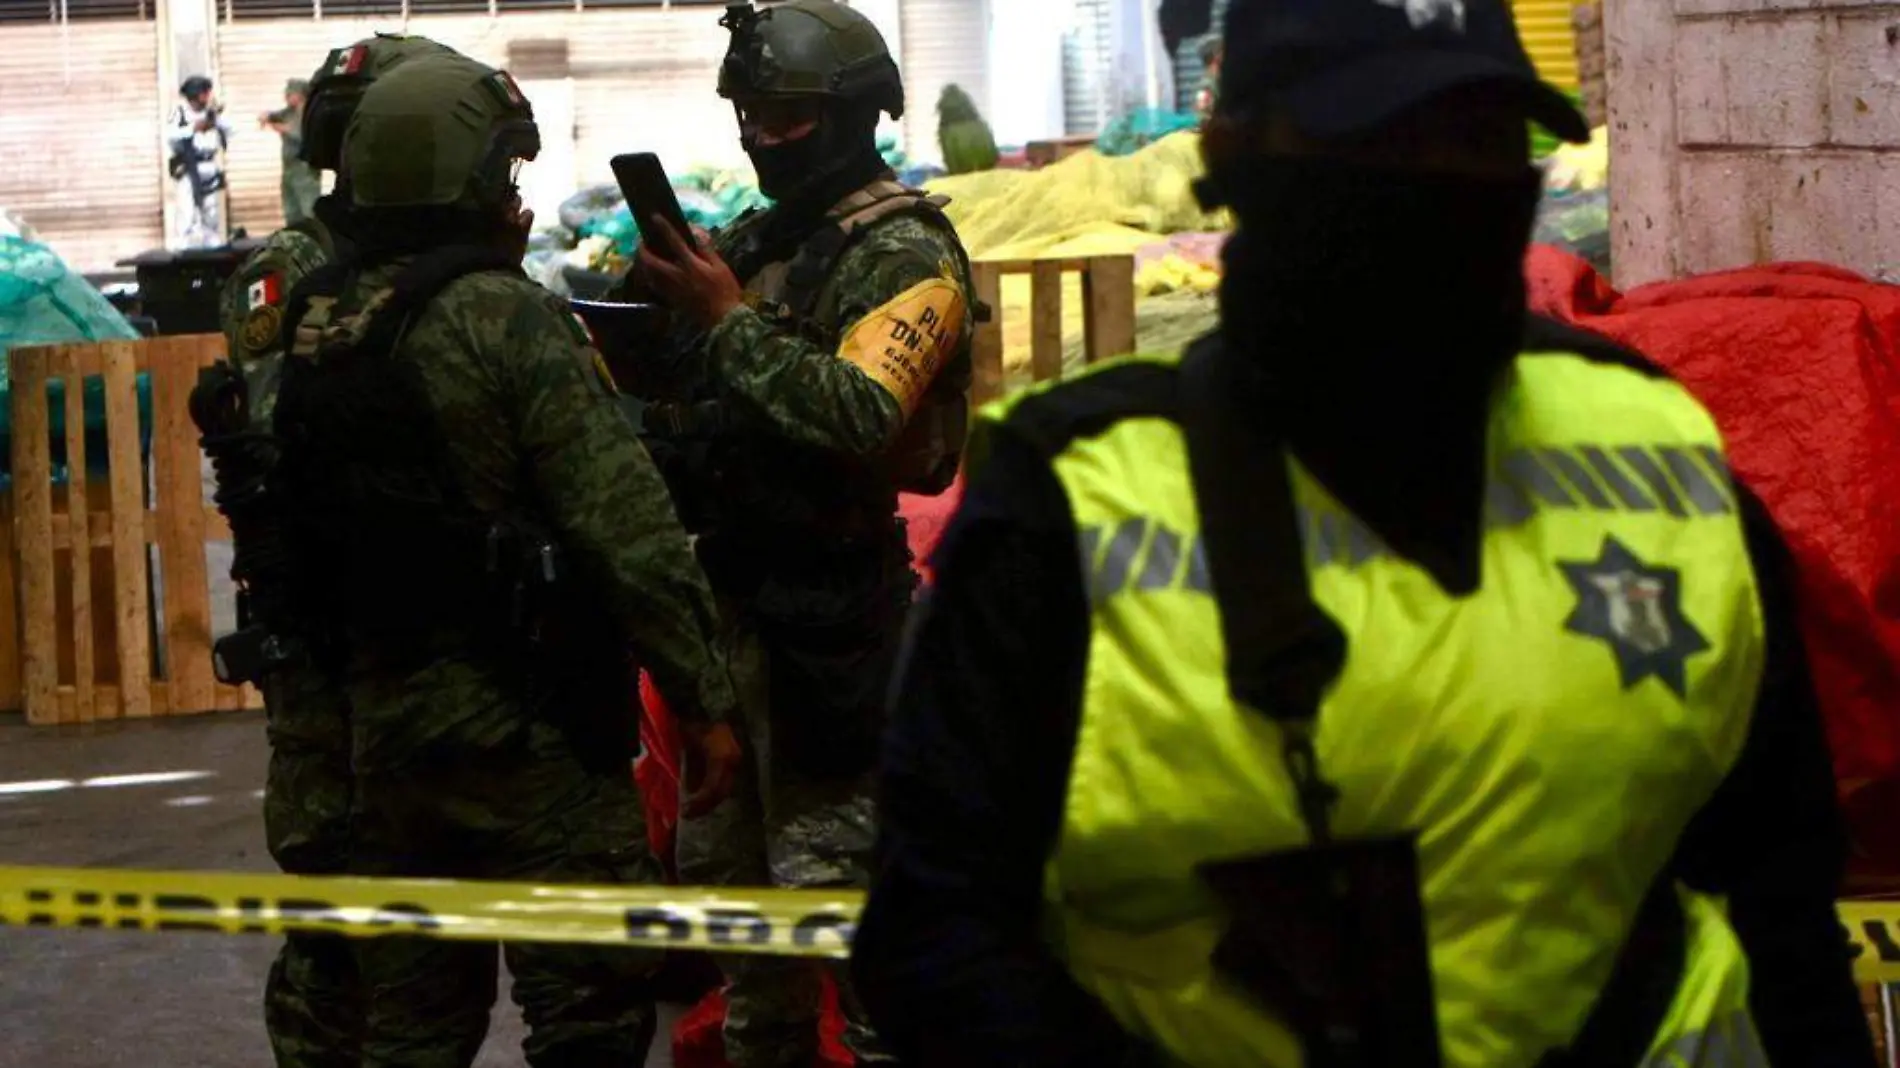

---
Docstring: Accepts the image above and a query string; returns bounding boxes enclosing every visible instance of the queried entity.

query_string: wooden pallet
[7,335,260,724]
[968,255,1139,406]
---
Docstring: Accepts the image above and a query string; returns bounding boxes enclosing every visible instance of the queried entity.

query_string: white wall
[848,0,909,152]
[988,0,1064,147]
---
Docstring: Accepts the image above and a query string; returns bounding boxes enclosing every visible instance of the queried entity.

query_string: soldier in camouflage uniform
[269,52,741,1067]
[212,33,457,1068]
[623,3,976,1064]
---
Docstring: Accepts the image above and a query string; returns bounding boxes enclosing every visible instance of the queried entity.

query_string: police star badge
[1559,536,1711,699]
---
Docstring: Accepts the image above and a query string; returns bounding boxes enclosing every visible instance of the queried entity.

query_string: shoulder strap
[779,185,956,322]
[1523,313,1668,379]
[1176,333,1347,841]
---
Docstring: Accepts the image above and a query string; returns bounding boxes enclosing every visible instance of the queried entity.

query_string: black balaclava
[1199,153,1543,424]
[747,101,890,226]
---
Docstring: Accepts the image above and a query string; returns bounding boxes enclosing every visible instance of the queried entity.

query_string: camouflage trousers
[281,163,322,228]
[676,608,893,1068]
[351,713,665,1068]
[261,666,364,1068]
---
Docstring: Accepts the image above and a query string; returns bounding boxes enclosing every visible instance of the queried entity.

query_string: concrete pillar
[1607,0,1900,286]
[157,0,220,247]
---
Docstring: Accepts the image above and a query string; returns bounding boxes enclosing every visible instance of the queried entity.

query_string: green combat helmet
[717,0,903,203]
[344,52,540,213]
[299,33,458,172]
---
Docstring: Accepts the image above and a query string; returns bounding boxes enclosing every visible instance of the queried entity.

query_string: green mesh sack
[0,234,147,486]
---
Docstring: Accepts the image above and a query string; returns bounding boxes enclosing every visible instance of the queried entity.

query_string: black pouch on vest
[753,540,917,779]
[1178,335,1444,1068]
[1198,836,1441,1068]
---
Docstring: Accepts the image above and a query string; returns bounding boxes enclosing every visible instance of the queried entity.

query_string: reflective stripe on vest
[993,349,1766,1068]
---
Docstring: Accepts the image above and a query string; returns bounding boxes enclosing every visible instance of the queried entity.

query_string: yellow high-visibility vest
[979,345,1766,1067]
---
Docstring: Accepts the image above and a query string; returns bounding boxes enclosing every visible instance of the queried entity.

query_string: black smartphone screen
[610,152,697,254]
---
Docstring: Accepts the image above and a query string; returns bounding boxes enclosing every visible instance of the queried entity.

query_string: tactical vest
[715,179,977,504]
[271,246,559,669]
[984,331,1768,1068]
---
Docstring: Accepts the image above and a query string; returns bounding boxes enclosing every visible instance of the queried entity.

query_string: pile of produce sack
[525,138,927,295]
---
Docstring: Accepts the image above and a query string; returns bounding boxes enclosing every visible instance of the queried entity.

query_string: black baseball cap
[1217,0,1591,144]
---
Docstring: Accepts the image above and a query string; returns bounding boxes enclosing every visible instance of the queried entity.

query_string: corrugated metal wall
[0,19,162,273]
[1510,0,1578,91]
[898,0,988,165]
[216,5,740,237]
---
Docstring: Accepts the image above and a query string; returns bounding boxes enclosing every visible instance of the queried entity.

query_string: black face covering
[1206,156,1543,418]
[745,105,890,219]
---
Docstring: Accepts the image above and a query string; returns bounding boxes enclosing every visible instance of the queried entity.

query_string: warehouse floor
[0,711,680,1068]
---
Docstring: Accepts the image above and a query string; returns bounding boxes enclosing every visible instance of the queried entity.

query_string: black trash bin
[116,239,267,336]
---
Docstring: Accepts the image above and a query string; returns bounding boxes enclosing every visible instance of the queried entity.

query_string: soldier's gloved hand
[637,217,744,332]
[680,720,742,818]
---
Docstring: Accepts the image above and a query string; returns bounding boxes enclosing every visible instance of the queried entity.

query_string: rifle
[190,362,305,685]
[168,104,225,210]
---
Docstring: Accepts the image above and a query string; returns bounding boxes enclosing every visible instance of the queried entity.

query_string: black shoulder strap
[1177,333,1348,840]
[982,358,1180,472]
[1523,313,1668,379]
[781,225,854,320]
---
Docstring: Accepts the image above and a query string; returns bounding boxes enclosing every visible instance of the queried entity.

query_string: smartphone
[610,152,698,255]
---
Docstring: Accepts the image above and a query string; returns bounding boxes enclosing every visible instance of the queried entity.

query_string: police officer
[168,75,233,248]
[622,1,974,1064]
[270,51,740,1066]
[206,34,458,1068]
[853,0,1876,1065]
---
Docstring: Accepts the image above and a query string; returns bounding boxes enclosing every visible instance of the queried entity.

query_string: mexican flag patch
[247,273,282,311]
[329,44,368,78]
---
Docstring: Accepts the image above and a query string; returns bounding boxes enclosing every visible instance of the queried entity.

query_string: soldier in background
[209,34,459,1068]
[260,78,322,226]
[621,2,975,1064]
[272,51,740,1066]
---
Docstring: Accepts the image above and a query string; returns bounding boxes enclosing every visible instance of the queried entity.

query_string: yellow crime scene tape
[0,865,858,959]
[5,865,1900,983]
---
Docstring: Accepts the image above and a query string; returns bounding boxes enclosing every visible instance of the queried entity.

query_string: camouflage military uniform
[216,220,360,1068]
[282,256,735,1068]
[273,51,737,1068]
[629,6,975,1065]
[207,35,462,1068]
[667,188,975,1068]
[268,99,323,226]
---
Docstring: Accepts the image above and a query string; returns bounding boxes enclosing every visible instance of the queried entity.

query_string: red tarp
[1527,247,1900,871]
[636,487,963,1067]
